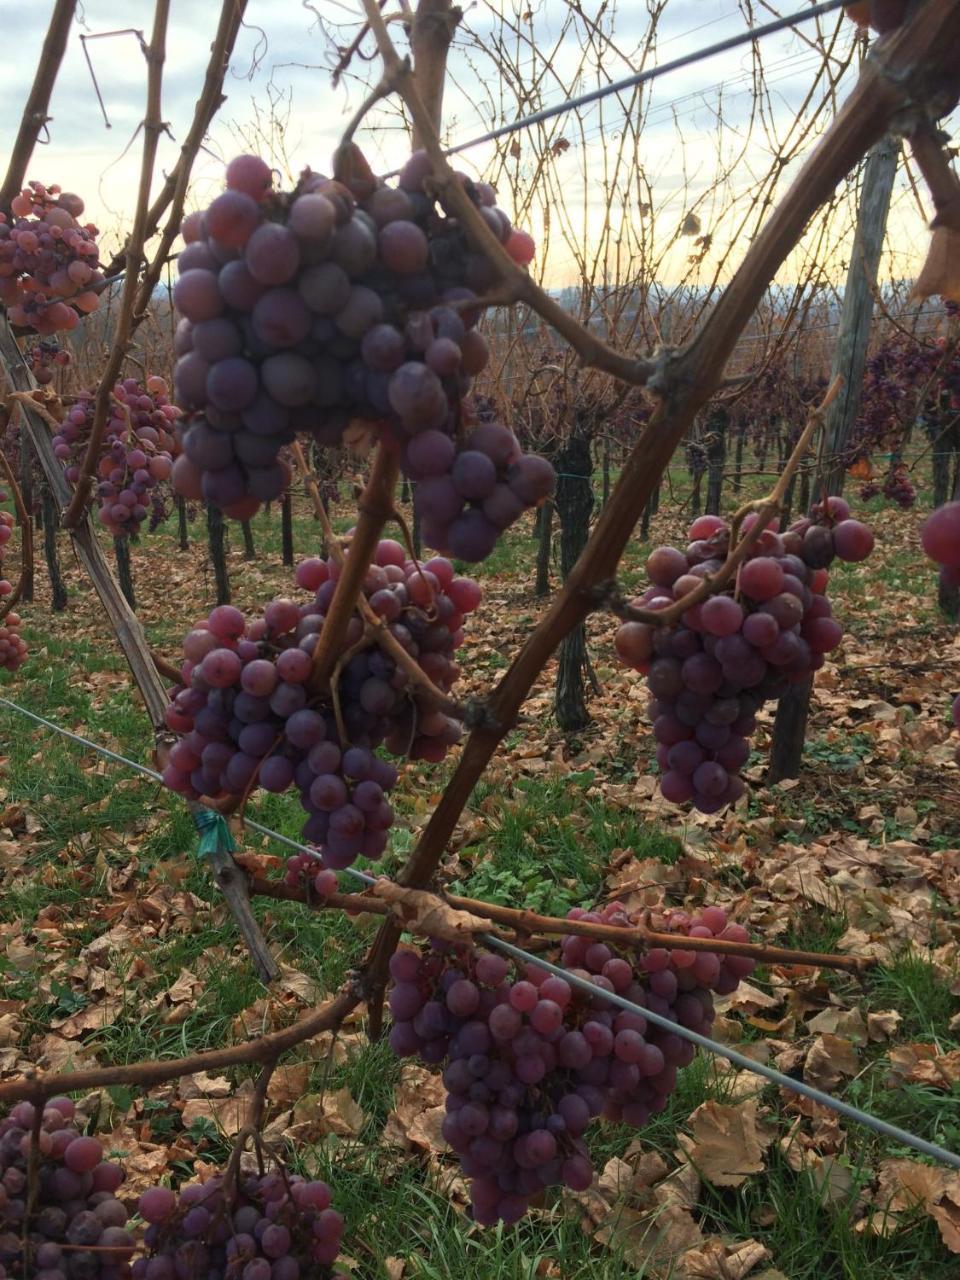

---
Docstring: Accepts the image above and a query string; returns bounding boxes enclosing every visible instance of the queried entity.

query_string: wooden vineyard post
[823,136,901,494]
[554,420,595,731]
[41,481,67,611]
[206,503,231,605]
[705,406,728,515]
[769,135,899,783]
[280,492,294,567]
[0,321,279,983]
[535,499,553,597]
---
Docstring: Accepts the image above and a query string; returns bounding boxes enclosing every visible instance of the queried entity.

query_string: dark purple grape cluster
[0,181,102,334]
[53,376,177,536]
[388,904,754,1224]
[615,502,875,812]
[161,538,480,874]
[135,1169,345,1279]
[26,336,71,385]
[922,500,960,592]
[170,152,554,559]
[0,1096,133,1278]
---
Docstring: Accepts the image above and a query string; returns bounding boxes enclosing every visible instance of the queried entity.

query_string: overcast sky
[0,2,940,288]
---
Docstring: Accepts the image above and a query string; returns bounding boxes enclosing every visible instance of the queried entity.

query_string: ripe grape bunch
[921,500,960,594]
[0,181,102,334]
[162,538,480,876]
[388,904,754,1224]
[0,506,26,674]
[615,502,875,812]
[170,151,555,561]
[26,337,71,385]
[135,1168,346,1279]
[0,1096,134,1278]
[53,376,177,537]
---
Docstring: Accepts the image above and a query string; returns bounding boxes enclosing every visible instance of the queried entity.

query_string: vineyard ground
[0,456,959,1277]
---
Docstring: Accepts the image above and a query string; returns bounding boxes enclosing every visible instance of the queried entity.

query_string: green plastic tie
[193,807,236,857]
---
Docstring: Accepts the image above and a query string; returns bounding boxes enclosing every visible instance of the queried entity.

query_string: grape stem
[307,444,399,690]
[357,3,960,1035]
[61,0,171,530]
[236,861,874,972]
[607,375,843,627]
[0,405,35,622]
[292,442,466,718]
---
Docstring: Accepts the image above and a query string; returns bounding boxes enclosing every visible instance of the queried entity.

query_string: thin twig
[359,0,658,390]
[101,0,249,279]
[0,0,78,214]
[62,0,170,529]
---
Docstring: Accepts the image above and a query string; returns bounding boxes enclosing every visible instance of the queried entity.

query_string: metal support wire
[384,0,850,172]
[0,691,958,1171]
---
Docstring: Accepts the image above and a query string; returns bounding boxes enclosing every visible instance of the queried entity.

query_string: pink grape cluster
[0,509,26,674]
[388,904,754,1224]
[162,539,480,874]
[615,501,875,812]
[170,152,554,559]
[0,181,102,334]
[136,1169,345,1279]
[922,500,960,594]
[26,337,71,385]
[53,376,177,536]
[0,1097,133,1278]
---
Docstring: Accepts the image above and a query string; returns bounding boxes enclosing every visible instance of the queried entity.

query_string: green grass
[868,952,960,1043]
[451,771,682,918]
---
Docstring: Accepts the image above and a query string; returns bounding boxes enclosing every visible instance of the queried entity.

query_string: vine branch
[360,0,960,1033]
[237,862,874,973]
[0,988,359,1106]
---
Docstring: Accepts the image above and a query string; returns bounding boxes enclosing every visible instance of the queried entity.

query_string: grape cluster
[0,181,102,334]
[615,502,875,812]
[922,500,960,592]
[53,377,177,536]
[170,152,554,559]
[162,539,480,874]
[0,507,26,674]
[26,337,71,385]
[136,1169,345,1279]
[0,1096,133,1277]
[388,905,754,1224]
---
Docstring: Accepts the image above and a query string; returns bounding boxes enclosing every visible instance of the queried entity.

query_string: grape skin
[388,903,754,1224]
[615,508,874,812]
[169,153,550,562]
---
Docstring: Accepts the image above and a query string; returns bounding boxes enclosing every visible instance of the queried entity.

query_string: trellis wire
[382,0,850,174]
[0,692,957,1171]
